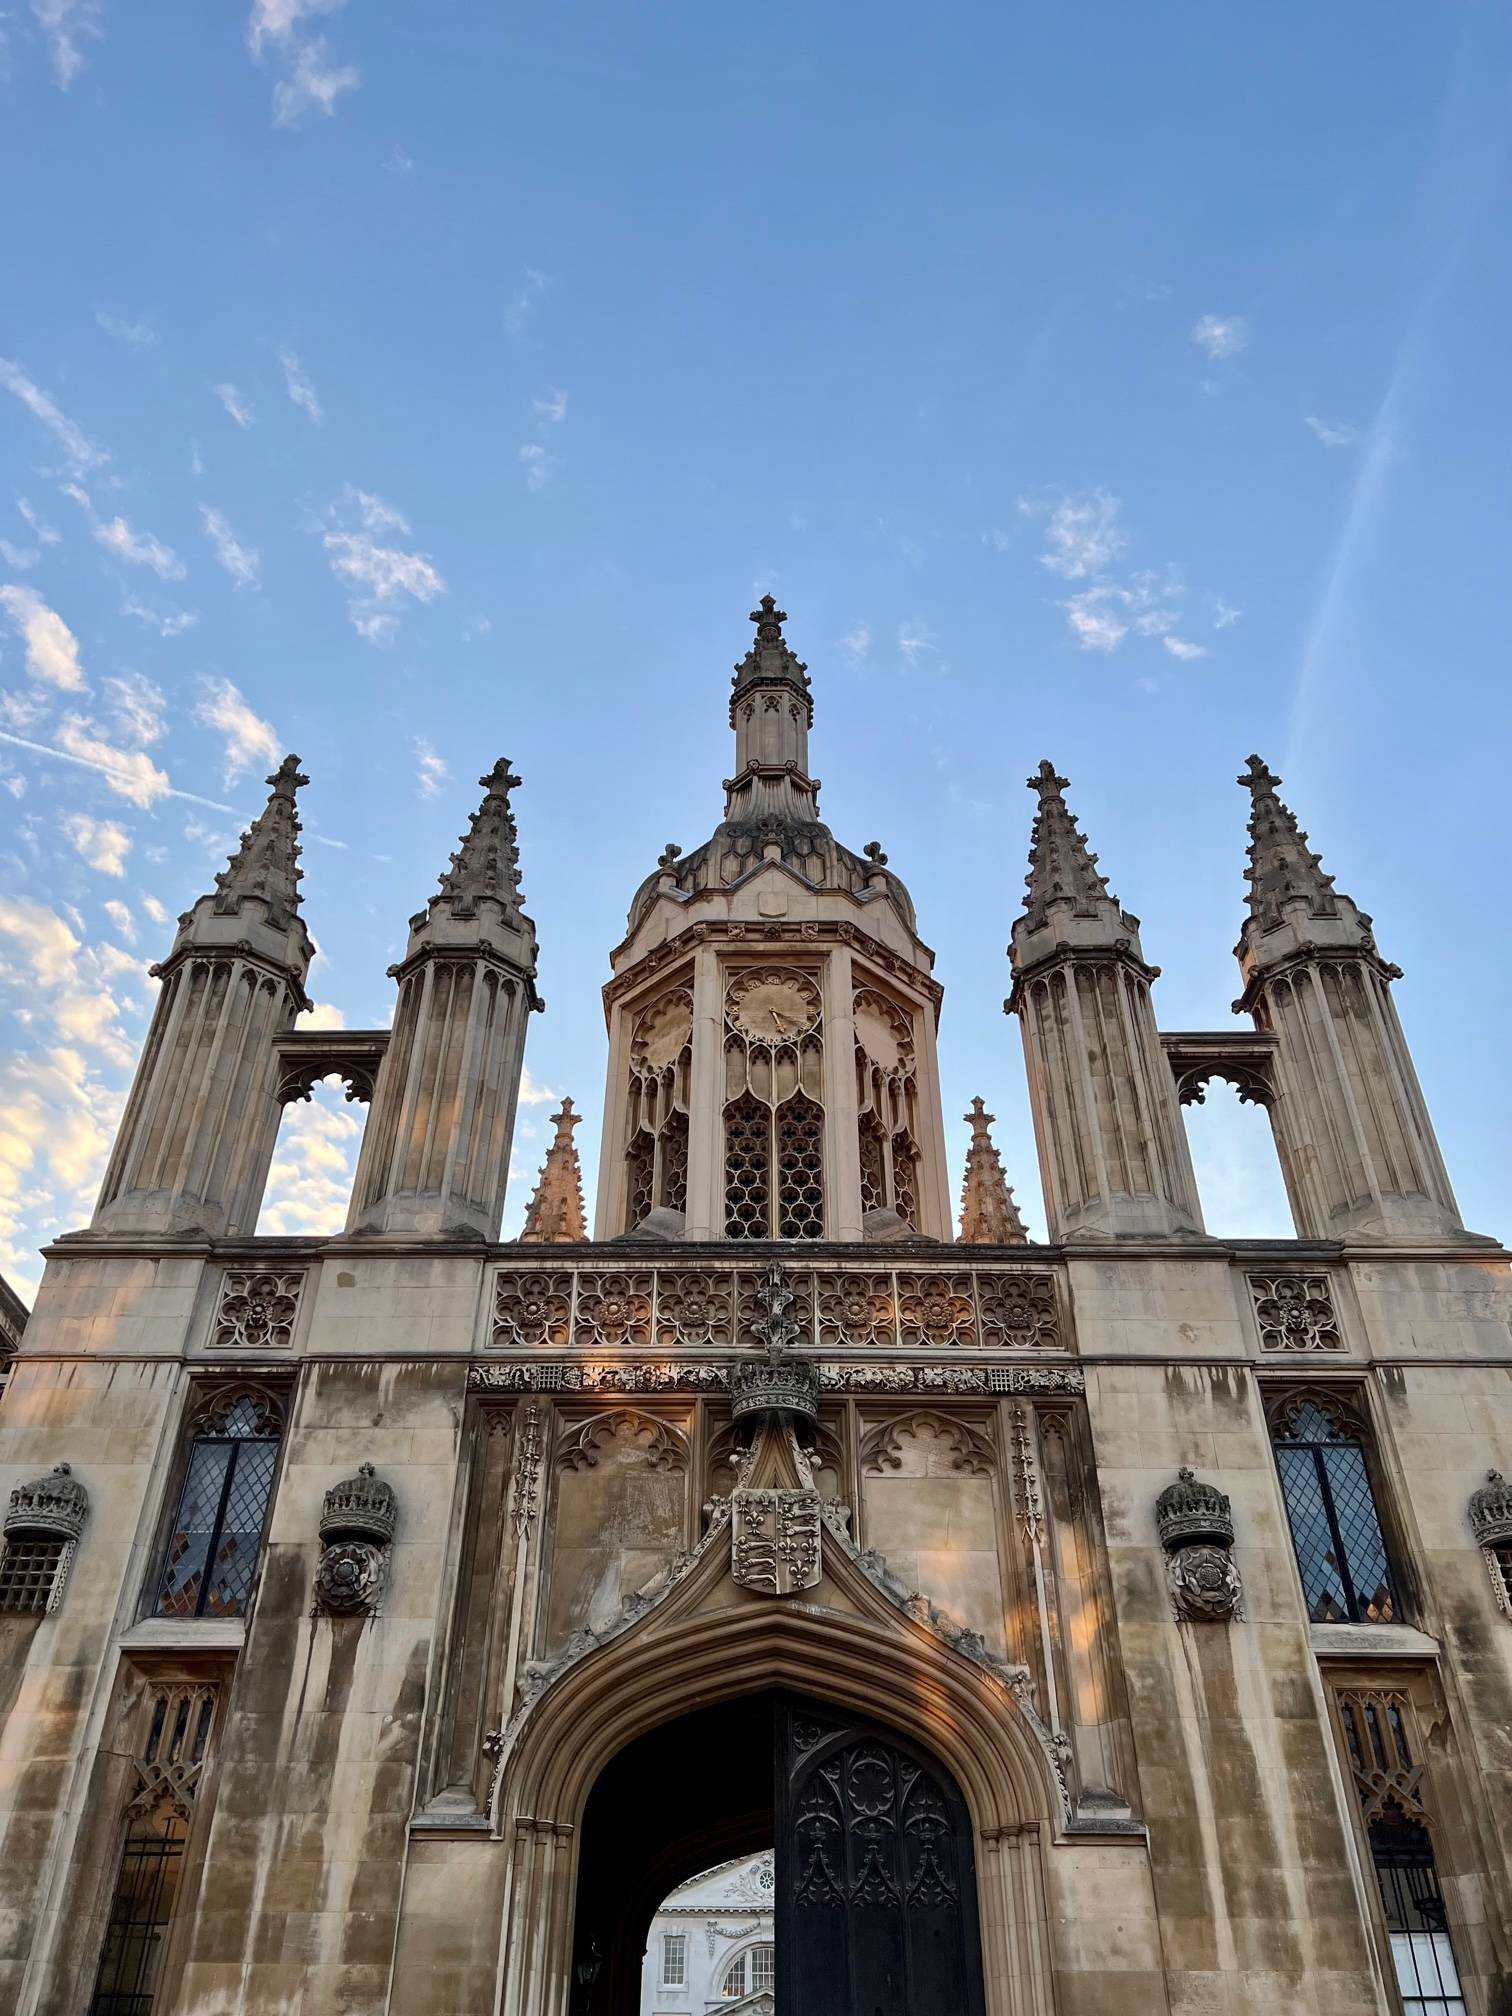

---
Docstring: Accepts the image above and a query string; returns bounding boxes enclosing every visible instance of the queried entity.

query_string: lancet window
[852,985,920,1228]
[1267,1390,1396,1625]
[722,967,825,1239]
[154,1387,285,1620]
[624,986,694,1231]
[89,1680,221,2016]
[1332,1687,1467,2016]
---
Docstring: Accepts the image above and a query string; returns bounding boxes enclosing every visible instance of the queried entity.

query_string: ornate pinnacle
[212,753,307,930]
[731,593,812,710]
[1238,753,1363,936]
[1020,759,1117,927]
[436,759,526,914]
[518,1098,586,1244]
[957,1096,1028,1245]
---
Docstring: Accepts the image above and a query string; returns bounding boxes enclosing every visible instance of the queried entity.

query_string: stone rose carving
[313,1462,396,1618]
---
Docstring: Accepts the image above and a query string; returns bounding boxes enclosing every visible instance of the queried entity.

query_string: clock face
[855,998,905,1072]
[633,992,692,1069]
[728,972,819,1043]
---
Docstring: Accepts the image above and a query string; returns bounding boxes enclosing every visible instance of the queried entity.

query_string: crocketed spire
[1020,760,1119,930]
[518,1098,587,1244]
[211,754,307,931]
[1238,755,1361,934]
[436,759,526,916]
[730,593,813,720]
[957,1097,1028,1245]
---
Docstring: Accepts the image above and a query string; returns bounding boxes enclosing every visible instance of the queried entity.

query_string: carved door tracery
[776,1697,987,2016]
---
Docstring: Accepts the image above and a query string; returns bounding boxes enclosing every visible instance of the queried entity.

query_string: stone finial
[1019,759,1121,931]
[211,754,308,930]
[730,593,812,713]
[957,1097,1028,1245]
[657,842,682,870]
[436,760,526,914]
[518,1099,587,1245]
[1237,754,1368,939]
[5,1462,89,1544]
[1469,1470,1512,1550]
[863,841,889,868]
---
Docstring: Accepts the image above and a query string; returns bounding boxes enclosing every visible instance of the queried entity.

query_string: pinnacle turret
[1238,755,1360,934]
[210,754,307,932]
[957,1098,1028,1245]
[518,1098,587,1244]
[730,594,813,722]
[1020,761,1119,928]
[435,759,526,917]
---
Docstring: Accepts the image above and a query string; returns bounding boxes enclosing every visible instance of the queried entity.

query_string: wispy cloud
[1192,313,1249,361]
[106,672,168,749]
[53,715,172,808]
[63,484,185,579]
[101,900,135,944]
[0,359,106,470]
[897,620,940,667]
[519,442,556,493]
[30,0,103,87]
[213,383,257,430]
[532,387,568,424]
[95,310,155,348]
[279,348,323,423]
[63,813,131,877]
[1162,634,1208,661]
[320,486,445,639]
[1061,569,1189,656]
[122,596,198,639]
[519,1065,558,1106]
[248,0,359,125]
[1024,489,1126,580]
[506,269,549,341]
[201,505,260,588]
[0,585,87,690]
[838,626,870,665]
[1213,598,1242,629]
[1304,415,1361,449]
[195,676,280,784]
[415,739,448,798]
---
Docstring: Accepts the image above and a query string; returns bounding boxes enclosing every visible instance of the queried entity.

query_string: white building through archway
[640,1854,774,2016]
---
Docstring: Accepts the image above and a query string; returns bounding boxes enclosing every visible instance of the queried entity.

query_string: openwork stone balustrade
[489,1256,1065,1355]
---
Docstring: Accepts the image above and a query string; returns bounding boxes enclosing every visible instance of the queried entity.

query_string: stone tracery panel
[853,985,920,1228]
[722,967,826,1239]
[623,983,694,1231]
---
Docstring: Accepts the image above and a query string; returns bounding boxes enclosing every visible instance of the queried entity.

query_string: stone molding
[469,1362,1085,1397]
[490,1257,1066,1354]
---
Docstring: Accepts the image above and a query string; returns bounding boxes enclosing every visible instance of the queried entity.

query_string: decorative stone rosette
[314,1462,396,1617]
[1155,1467,1242,1624]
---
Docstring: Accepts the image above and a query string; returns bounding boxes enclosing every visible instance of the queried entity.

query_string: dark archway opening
[572,1694,774,2016]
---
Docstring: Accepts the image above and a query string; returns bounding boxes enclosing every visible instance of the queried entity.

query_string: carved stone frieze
[211,1268,305,1351]
[1247,1272,1342,1353]
[491,1272,573,1350]
[467,1359,1085,1397]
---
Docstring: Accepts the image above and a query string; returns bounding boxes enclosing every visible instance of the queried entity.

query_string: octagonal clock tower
[594,599,952,1243]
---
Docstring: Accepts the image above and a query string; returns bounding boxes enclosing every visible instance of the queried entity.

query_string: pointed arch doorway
[570,1691,987,2016]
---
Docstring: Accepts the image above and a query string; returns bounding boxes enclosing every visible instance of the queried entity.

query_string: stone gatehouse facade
[1,599,1509,2016]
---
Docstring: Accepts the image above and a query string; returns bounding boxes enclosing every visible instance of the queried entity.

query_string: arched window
[1267,1390,1395,1624]
[154,1387,285,1619]
[722,1943,775,1998]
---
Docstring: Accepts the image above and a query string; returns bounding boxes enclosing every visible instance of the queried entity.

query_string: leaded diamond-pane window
[155,1390,282,1620]
[1270,1393,1395,1624]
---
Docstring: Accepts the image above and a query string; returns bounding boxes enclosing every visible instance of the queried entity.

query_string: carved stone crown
[319,1463,397,1546]
[6,1462,89,1544]
[1155,1468,1234,1551]
[729,1354,820,1428]
[1468,1470,1512,1550]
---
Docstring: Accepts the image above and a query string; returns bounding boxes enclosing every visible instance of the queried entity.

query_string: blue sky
[1,1,1509,1295]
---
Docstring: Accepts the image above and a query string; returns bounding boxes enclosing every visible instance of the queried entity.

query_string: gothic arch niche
[492,1543,1058,2016]
[1178,1078,1293,1239]
[623,983,694,1231]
